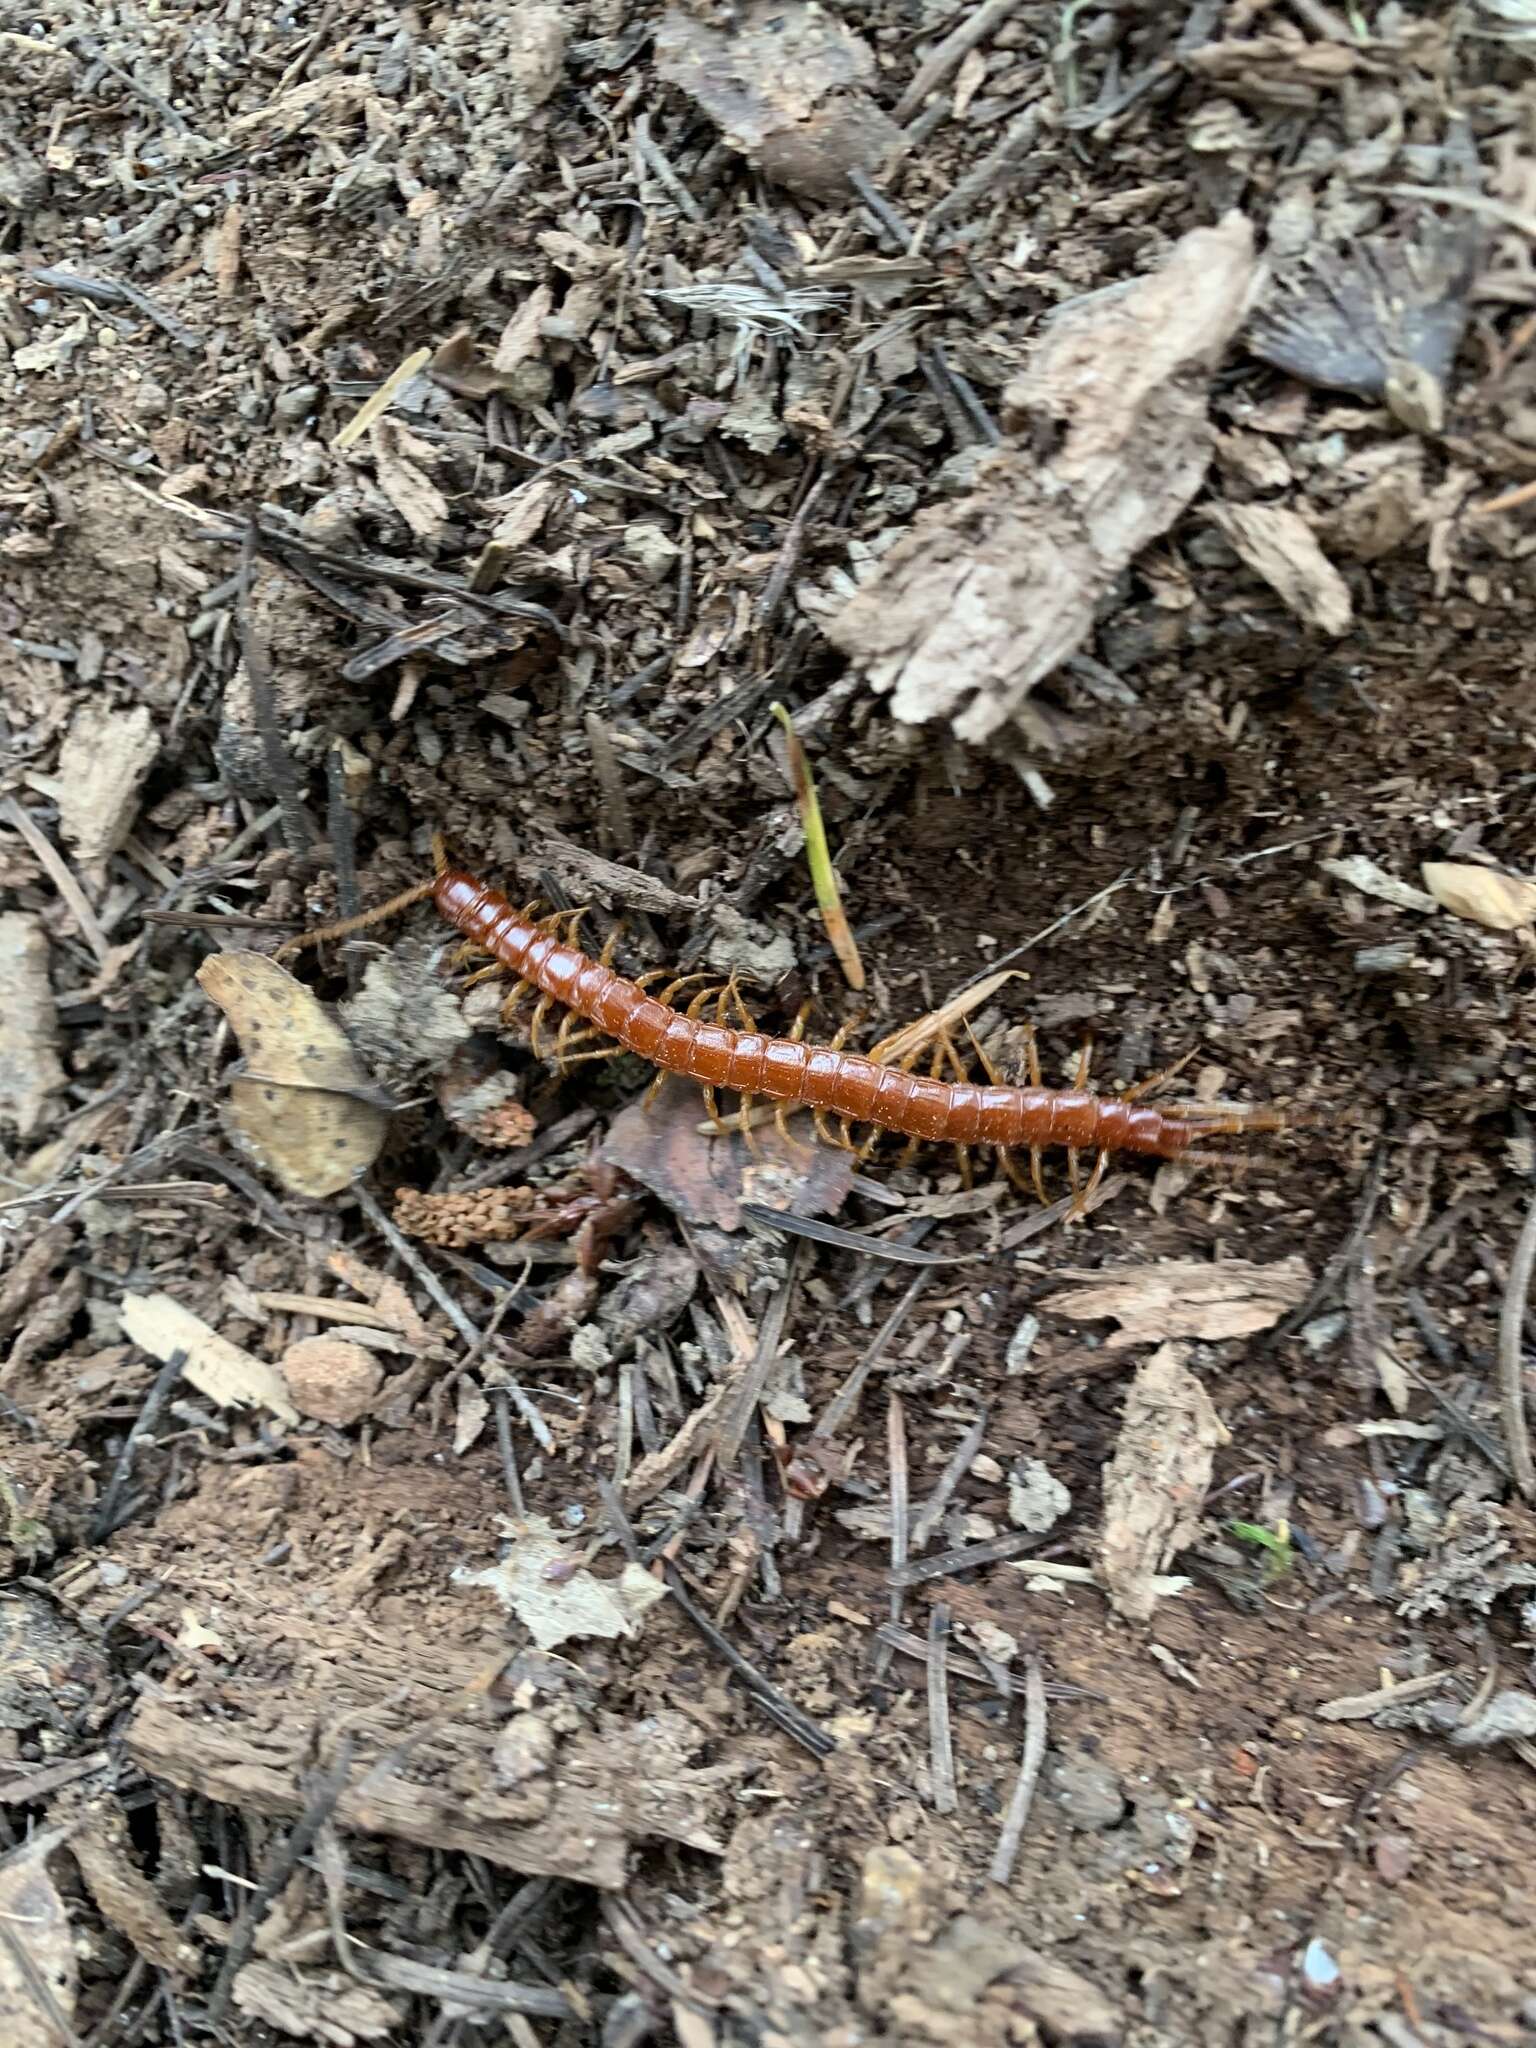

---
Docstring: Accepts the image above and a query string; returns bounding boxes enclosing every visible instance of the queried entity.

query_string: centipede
[409,862,1287,1209]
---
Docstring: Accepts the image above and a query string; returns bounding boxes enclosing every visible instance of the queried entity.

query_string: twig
[876,1391,910,1681]
[894,0,1022,123]
[0,795,112,965]
[492,1389,525,1514]
[817,1271,932,1438]
[716,1238,804,1467]
[926,1603,958,1813]
[237,520,314,855]
[1498,1183,1536,1497]
[929,107,1040,227]
[848,168,914,251]
[91,1348,187,1540]
[990,1653,1047,1884]
[206,1737,356,2024]
[890,1527,1047,1589]
[661,1564,833,1756]
[910,1408,989,1553]
[633,112,705,222]
[352,1183,480,1347]
[1270,1144,1386,1345]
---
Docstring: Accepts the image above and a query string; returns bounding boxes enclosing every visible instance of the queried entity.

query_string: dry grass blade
[331,344,431,450]
[770,700,864,991]
[739,1202,976,1265]
[1498,1182,1536,1498]
[867,967,1028,1068]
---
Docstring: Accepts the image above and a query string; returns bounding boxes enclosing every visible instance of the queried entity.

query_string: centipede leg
[1030,1148,1048,1205]
[701,1085,728,1135]
[736,1092,764,1153]
[998,1146,1033,1194]
[1080,1147,1111,1210]
[530,993,555,1060]
[773,1098,813,1157]
[722,977,758,1032]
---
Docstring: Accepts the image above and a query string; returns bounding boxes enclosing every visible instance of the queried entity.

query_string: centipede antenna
[276,875,437,962]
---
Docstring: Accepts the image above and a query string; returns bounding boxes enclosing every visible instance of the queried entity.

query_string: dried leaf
[826,215,1259,743]
[0,1834,77,2047]
[1320,856,1439,914]
[602,1074,853,1233]
[457,1515,668,1649]
[197,952,388,1197]
[1098,1343,1226,1622]
[656,2,901,202]
[1205,503,1352,634]
[1421,860,1536,932]
[1041,1255,1310,1349]
[122,1290,300,1428]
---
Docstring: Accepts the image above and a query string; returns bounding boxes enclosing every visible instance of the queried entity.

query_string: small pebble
[1047,1754,1126,1830]
[280,1336,382,1427]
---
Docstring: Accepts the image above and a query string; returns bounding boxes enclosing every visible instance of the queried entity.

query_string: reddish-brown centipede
[430,866,1285,1204]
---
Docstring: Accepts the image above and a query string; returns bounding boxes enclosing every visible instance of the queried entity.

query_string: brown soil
[4,4,1536,2044]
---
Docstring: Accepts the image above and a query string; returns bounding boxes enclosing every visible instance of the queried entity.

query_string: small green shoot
[769,700,865,991]
[1228,1517,1294,1585]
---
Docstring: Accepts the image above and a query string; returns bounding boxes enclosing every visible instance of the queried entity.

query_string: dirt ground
[5,3,1536,2044]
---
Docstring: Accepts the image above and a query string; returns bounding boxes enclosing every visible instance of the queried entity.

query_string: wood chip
[1098,1343,1226,1622]
[122,1291,299,1428]
[0,912,65,1137]
[56,704,159,864]
[1205,502,1352,634]
[1041,1254,1310,1349]
[826,214,1259,743]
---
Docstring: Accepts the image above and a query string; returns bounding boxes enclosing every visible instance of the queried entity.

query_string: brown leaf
[601,1074,853,1232]
[656,2,901,202]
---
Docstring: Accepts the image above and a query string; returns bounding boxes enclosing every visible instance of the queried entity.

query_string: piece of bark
[827,214,1260,744]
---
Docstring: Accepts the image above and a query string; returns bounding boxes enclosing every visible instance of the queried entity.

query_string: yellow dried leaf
[1421,860,1536,933]
[197,952,388,1197]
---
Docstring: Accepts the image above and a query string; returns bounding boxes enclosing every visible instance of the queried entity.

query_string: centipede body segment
[431,866,1283,1191]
